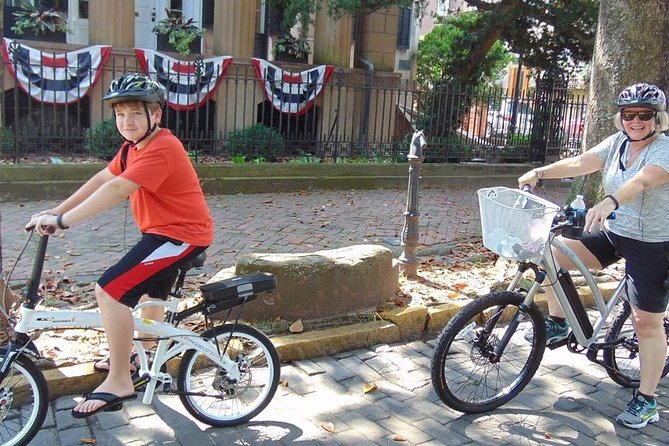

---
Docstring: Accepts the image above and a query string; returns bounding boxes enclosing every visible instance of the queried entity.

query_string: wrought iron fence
[0,45,587,163]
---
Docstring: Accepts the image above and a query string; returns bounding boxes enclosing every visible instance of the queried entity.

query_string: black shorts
[98,233,208,308]
[580,230,669,313]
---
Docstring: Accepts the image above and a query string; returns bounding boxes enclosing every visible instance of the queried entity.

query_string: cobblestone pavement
[30,339,669,445]
[6,187,668,445]
[1,187,567,283]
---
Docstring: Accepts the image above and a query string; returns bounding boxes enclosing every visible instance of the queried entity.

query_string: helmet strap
[113,102,159,147]
[624,129,656,143]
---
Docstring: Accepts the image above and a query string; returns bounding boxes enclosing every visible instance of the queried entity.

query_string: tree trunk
[576,0,669,204]
[454,0,523,83]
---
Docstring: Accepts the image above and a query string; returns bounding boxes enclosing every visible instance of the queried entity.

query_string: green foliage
[462,0,598,74]
[417,11,512,86]
[11,2,70,35]
[508,132,531,146]
[270,1,428,32]
[0,127,14,155]
[152,8,203,56]
[273,34,312,59]
[85,119,124,159]
[227,125,285,160]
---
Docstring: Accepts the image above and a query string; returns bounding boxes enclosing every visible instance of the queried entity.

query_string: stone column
[313,7,353,67]
[214,0,256,58]
[88,0,134,47]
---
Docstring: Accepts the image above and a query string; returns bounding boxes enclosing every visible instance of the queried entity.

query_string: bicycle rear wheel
[177,323,280,427]
[0,354,48,446]
[603,302,669,388]
[431,291,546,413]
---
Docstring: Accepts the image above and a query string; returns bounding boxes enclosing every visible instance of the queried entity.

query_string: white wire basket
[478,186,561,262]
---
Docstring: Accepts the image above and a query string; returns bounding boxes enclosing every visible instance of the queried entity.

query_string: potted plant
[273,34,311,62]
[8,1,70,43]
[152,8,203,56]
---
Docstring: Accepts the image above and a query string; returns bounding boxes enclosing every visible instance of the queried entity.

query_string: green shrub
[0,127,14,156]
[86,119,123,159]
[227,124,285,160]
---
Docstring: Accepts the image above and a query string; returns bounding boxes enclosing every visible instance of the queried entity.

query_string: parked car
[486,99,534,139]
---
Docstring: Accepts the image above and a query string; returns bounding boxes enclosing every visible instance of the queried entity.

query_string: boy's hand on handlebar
[583,198,617,233]
[25,214,58,235]
[518,170,539,190]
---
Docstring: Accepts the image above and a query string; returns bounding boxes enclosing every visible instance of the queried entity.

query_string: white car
[486,99,534,139]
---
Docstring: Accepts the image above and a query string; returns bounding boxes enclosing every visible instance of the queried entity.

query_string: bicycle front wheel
[603,302,669,388]
[431,291,546,413]
[0,354,49,446]
[177,323,280,427]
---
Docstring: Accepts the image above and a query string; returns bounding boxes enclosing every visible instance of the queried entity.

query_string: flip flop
[93,352,140,374]
[71,392,137,419]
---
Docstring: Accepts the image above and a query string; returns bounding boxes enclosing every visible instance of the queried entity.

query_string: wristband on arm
[604,194,620,210]
[56,214,69,230]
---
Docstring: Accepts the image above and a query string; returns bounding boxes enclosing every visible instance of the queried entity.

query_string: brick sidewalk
[1,186,568,283]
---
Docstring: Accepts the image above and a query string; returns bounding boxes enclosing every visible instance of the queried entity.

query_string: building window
[202,0,214,28]
[78,0,89,19]
[396,6,412,49]
[437,0,448,17]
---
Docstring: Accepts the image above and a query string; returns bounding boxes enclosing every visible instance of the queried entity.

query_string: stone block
[273,320,400,362]
[425,301,469,334]
[379,305,428,340]
[227,245,398,320]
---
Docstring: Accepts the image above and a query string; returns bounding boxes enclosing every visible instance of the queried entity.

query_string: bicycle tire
[0,354,49,446]
[431,291,546,413]
[603,302,669,388]
[176,323,280,427]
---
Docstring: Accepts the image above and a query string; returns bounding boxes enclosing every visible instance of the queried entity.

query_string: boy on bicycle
[27,73,214,418]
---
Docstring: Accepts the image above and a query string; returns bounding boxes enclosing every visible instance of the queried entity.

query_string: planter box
[2,5,67,43]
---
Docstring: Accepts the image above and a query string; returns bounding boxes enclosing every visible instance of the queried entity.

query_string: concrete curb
[39,282,618,402]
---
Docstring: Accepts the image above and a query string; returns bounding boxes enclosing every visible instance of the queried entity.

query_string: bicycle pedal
[547,338,568,350]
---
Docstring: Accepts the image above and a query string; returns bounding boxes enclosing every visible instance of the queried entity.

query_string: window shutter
[201,0,215,29]
[396,6,411,49]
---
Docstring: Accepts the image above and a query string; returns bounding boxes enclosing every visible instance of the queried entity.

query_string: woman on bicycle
[26,73,214,418]
[518,83,669,429]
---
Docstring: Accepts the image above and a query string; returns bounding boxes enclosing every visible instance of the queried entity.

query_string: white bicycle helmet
[616,83,666,111]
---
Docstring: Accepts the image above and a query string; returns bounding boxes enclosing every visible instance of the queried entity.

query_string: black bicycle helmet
[616,83,666,112]
[102,73,165,106]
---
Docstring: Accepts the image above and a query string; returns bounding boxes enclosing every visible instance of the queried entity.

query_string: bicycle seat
[180,252,207,270]
[200,273,276,313]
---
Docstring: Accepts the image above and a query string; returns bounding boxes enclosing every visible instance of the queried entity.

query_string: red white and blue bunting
[135,49,233,111]
[1,38,111,104]
[251,58,333,116]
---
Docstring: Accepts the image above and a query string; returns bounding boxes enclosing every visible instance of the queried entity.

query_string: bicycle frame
[511,230,627,348]
[1,234,240,406]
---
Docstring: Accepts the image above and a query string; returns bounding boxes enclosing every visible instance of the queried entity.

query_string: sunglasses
[620,110,656,121]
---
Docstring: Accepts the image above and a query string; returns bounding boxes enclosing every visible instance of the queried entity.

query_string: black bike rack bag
[200,273,276,312]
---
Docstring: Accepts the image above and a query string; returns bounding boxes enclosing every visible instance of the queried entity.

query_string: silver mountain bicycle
[431,186,669,413]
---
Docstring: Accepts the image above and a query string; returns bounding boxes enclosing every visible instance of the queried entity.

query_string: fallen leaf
[280,380,289,387]
[320,421,335,433]
[81,438,96,445]
[289,319,304,333]
[363,382,377,394]
[273,315,281,322]
[392,434,407,442]
[544,432,552,439]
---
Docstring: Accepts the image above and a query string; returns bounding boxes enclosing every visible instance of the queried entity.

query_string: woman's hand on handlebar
[25,213,57,235]
[584,197,617,233]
